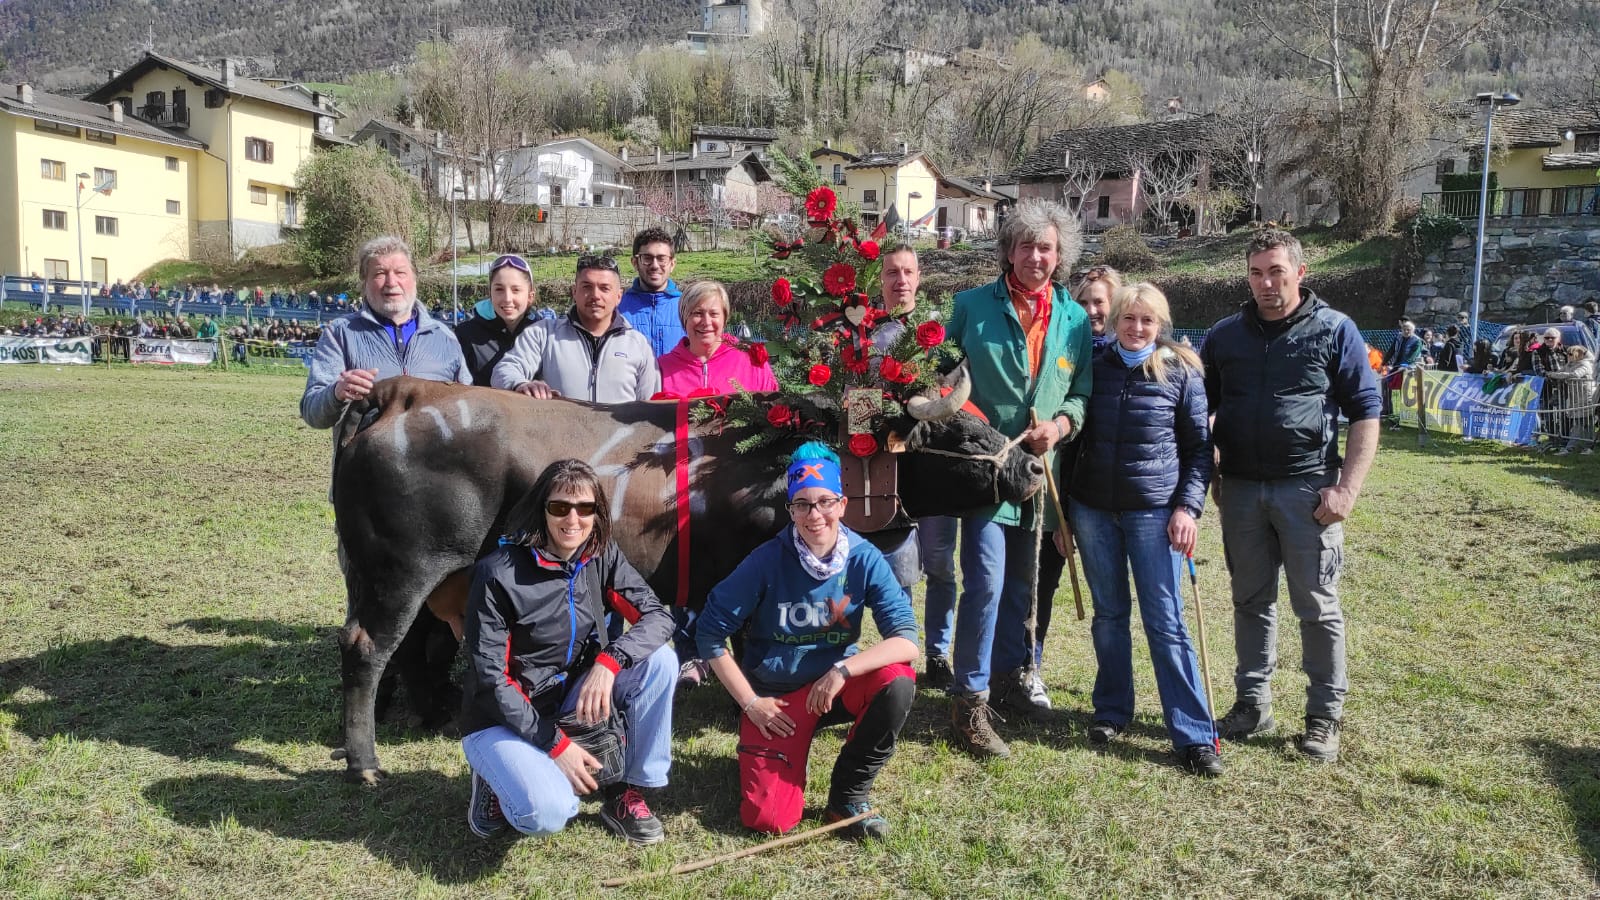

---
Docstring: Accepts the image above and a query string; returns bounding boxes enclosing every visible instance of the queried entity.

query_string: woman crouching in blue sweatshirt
[696,442,920,840]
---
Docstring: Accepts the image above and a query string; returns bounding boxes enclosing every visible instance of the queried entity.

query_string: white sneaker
[1025,670,1052,710]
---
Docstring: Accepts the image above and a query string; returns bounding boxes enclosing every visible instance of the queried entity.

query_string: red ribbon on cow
[674,399,692,607]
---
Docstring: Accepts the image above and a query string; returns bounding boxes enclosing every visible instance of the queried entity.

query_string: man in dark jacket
[1200,229,1381,764]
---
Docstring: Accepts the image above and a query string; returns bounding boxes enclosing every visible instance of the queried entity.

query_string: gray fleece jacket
[299,303,470,429]
[489,309,660,403]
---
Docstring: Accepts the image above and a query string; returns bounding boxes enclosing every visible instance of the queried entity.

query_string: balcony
[138,105,190,128]
[1421,183,1599,218]
[860,198,880,210]
[538,161,580,181]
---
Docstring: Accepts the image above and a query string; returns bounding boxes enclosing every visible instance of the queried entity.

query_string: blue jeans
[461,644,676,836]
[951,515,1037,697]
[917,516,958,659]
[1068,501,1214,750]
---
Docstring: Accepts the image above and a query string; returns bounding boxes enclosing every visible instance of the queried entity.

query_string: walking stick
[598,810,873,887]
[1184,551,1220,752]
[1032,412,1086,621]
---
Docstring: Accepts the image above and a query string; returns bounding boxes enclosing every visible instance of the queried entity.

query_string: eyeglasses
[577,255,620,274]
[787,495,844,517]
[1071,266,1110,286]
[545,500,598,518]
[491,254,531,275]
[634,253,674,265]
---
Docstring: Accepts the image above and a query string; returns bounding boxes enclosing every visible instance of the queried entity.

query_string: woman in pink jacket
[656,281,778,398]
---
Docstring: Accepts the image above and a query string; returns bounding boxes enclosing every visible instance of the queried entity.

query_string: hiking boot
[923,655,954,690]
[1217,701,1275,741]
[1087,720,1123,746]
[950,694,1010,759]
[824,799,889,841]
[1182,743,1224,778]
[677,658,711,690]
[599,785,665,845]
[466,772,508,838]
[991,667,1050,721]
[1299,716,1342,763]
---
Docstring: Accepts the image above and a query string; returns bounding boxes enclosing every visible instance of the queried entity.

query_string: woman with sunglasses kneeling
[695,443,919,840]
[459,459,678,844]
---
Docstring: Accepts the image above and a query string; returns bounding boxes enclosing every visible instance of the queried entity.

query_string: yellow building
[84,53,340,258]
[810,142,942,233]
[0,80,204,284]
[1424,106,1600,217]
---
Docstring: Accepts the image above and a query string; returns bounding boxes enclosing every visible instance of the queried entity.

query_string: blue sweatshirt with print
[695,525,920,695]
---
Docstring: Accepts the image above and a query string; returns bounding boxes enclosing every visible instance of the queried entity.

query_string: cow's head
[892,364,1046,517]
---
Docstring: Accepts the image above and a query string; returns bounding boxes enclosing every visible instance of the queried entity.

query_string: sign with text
[0,336,94,365]
[1394,370,1543,444]
[130,338,218,366]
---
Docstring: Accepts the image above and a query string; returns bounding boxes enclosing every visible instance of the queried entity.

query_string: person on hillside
[655,280,777,398]
[617,228,684,357]
[1467,338,1494,374]
[195,315,218,341]
[1071,265,1120,351]
[1065,282,1219,776]
[460,459,676,844]
[1381,321,1423,424]
[696,442,919,840]
[300,235,470,430]
[455,254,542,387]
[492,255,659,403]
[1583,300,1600,342]
[1437,325,1463,373]
[1548,345,1597,456]
[942,199,1093,758]
[1201,229,1381,763]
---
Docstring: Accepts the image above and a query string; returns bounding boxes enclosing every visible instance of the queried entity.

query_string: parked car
[1490,322,1599,358]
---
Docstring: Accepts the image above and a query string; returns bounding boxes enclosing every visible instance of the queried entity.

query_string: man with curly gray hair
[938,199,1093,758]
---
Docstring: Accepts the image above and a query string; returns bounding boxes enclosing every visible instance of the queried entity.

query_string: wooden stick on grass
[598,810,873,888]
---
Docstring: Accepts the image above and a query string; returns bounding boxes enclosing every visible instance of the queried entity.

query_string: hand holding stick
[1032,411,1085,621]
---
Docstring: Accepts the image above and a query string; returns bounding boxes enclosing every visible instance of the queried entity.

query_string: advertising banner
[0,336,95,364]
[130,338,218,365]
[240,340,314,368]
[1394,369,1543,444]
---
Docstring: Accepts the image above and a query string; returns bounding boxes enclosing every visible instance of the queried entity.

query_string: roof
[356,117,429,143]
[84,52,340,120]
[630,149,769,180]
[691,124,779,142]
[1011,115,1220,179]
[0,81,206,150]
[526,137,633,171]
[811,146,860,162]
[940,175,1006,201]
[1542,151,1600,171]
[1469,105,1600,149]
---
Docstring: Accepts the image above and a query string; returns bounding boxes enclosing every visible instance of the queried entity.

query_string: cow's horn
[907,362,971,421]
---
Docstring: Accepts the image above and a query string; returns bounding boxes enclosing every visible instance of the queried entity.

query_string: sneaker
[923,655,954,690]
[1087,720,1123,746]
[1554,448,1571,456]
[1217,701,1275,741]
[677,658,710,690]
[1582,448,1594,455]
[600,785,665,845]
[1299,716,1342,763]
[824,799,889,841]
[1182,743,1224,778]
[1026,669,1053,710]
[950,693,1010,759]
[990,667,1050,722]
[466,772,508,838]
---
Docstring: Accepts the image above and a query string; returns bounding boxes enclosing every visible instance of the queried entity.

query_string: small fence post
[1415,367,1429,447]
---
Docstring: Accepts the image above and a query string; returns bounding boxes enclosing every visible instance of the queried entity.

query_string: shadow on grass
[1545,542,1600,565]
[144,770,514,883]
[1525,739,1600,876]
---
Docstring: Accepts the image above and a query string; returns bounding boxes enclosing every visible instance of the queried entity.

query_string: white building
[352,118,490,200]
[498,137,634,208]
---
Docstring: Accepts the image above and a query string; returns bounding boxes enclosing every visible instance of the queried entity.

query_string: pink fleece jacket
[657,336,779,397]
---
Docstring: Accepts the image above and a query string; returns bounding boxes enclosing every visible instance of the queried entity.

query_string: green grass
[2,367,1599,898]
[1143,228,1402,279]
[451,248,764,285]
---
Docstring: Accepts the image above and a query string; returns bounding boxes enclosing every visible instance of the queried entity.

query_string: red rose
[771,277,793,307]
[848,433,879,458]
[822,263,856,297]
[879,356,905,382]
[915,320,946,350]
[804,186,838,222]
[747,341,769,366]
[766,403,795,427]
[808,364,832,386]
[859,240,880,261]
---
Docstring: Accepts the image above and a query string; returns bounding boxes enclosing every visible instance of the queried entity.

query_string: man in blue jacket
[1200,230,1381,763]
[617,227,684,357]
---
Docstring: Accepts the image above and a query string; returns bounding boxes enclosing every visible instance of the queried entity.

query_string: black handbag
[556,707,627,791]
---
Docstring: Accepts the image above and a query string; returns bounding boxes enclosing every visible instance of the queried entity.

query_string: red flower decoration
[805,186,838,222]
[879,356,916,384]
[915,320,946,350]
[841,343,871,375]
[859,240,880,261]
[823,263,856,297]
[771,278,793,307]
[848,433,879,458]
[747,341,769,367]
[808,364,832,386]
[766,403,796,427]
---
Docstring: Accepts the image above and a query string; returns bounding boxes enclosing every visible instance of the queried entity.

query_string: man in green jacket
[943,199,1094,758]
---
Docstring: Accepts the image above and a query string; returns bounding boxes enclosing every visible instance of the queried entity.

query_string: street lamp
[1468,91,1520,347]
[905,190,923,243]
[1246,148,1262,222]
[450,183,466,325]
[75,172,112,318]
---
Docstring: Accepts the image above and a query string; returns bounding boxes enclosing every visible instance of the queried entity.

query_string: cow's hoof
[344,767,384,785]
[330,748,347,761]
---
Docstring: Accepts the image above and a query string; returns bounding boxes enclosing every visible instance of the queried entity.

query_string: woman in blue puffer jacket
[1060,282,1220,776]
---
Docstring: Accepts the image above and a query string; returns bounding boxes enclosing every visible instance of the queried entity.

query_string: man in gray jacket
[299,235,470,430]
[491,254,660,403]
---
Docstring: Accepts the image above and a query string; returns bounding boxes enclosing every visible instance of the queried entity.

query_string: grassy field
[2,366,1597,899]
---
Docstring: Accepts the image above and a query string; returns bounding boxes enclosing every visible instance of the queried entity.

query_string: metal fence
[1528,374,1599,454]
[1421,184,1600,219]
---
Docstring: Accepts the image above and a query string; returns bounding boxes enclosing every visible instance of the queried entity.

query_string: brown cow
[329,371,1043,782]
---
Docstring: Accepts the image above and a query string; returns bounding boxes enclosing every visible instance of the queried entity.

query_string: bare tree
[1128,148,1203,234]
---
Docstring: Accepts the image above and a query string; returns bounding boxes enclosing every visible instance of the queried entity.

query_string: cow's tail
[332,377,412,479]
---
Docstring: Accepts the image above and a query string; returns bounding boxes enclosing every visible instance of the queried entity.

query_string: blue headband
[786,457,843,500]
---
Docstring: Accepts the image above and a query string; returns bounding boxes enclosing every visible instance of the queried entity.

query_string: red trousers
[737,662,916,834]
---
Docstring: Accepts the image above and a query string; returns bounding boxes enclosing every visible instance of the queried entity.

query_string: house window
[1576,133,1600,153]
[93,167,118,190]
[166,156,180,171]
[145,90,166,110]
[551,183,564,205]
[249,184,269,205]
[863,189,877,204]
[86,129,116,145]
[34,120,80,137]
[1097,195,1111,218]
[245,138,274,163]
[205,89,224,108]
[95,216,119,236]
[832,164,843,185]
[167,200,182,214]
[44,259,69,280]
[91,258,108,284]
[1435,158,1456,184]
[1468,148,1484,172]
[41,159,65,180]
[42,209,67,230]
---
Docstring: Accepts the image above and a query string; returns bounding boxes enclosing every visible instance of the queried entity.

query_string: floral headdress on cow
[702,185,960,457]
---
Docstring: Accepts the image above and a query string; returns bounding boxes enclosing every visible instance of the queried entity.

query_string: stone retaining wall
[1409,217,1600,322]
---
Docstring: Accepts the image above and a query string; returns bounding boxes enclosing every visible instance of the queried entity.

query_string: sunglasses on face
[786,495,843,517]
[545,500,598,518]
[1071,266,1110,286]
[576,255,620,275]
[491,254,532,276]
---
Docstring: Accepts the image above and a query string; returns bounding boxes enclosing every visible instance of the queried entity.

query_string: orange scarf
[1005,274,1052,378]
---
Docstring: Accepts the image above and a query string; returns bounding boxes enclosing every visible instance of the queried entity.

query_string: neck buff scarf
[1116,341,1158,368]
[792,524,849,582]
